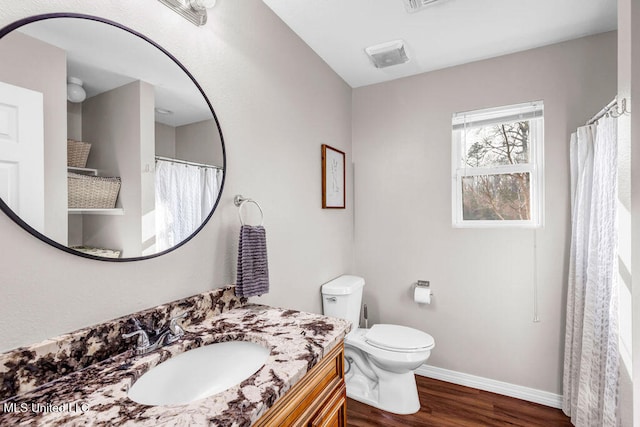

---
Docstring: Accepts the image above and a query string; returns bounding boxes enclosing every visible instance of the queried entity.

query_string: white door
[0,81,44,233]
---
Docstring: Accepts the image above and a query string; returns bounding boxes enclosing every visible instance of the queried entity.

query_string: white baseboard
[415,364,563,409]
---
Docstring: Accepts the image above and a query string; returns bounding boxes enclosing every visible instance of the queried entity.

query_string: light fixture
[190,0,216,10]
[365,40,410,69]
[403,0,445,13]
[67,77,86,103]
[158,0,217,26]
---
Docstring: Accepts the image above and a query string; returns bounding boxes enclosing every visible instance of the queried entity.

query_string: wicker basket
[68,173,121,209]
[67,139,92,168]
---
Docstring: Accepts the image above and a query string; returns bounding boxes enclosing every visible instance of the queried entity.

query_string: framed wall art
[321,144,345,209]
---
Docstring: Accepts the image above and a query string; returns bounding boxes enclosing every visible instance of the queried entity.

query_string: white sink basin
[128,341,270,406]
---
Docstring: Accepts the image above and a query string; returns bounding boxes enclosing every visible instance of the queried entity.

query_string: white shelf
[67,166,99,176]
[68,208,124,216]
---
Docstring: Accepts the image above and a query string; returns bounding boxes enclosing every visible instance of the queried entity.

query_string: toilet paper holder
[415,280,433,295]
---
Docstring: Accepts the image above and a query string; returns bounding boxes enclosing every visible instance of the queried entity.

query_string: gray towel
[236,225,269,297]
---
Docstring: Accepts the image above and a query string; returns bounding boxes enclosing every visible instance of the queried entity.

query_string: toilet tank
[321,275,365,331]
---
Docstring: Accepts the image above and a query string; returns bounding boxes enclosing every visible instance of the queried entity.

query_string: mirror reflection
[0,15,225,260]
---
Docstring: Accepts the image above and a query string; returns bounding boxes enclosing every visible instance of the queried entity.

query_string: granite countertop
[0,302,350,426]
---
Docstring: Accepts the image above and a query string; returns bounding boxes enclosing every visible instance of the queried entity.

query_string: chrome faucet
[123,313,187,355]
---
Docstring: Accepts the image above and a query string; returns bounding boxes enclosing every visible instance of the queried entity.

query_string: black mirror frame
[0,13,226,262]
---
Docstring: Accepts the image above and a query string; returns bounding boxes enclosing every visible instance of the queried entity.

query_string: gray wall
[617,0,633,423]
[0,0,353,351]
[176,119,222,167]
[67,102,83,248]
[82,81,155,257]
[67,102,82,141]
[352,32,616,396]
[618,0,640,425]
[632,2,640,422]
[0,31,67,245]
[155,122,176,158]
[155,119,223,167]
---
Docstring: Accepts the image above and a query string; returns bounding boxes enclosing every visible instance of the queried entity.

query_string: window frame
[451,102,545,228]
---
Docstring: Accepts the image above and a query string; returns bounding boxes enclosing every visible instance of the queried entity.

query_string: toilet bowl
[321,275,435,415]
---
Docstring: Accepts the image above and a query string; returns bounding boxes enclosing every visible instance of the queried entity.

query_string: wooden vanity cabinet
[254,342,346,427]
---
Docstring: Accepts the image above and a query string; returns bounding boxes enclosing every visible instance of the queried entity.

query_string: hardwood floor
[346,376,573,427]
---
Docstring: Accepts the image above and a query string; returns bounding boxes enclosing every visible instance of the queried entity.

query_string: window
[452,101,544,228]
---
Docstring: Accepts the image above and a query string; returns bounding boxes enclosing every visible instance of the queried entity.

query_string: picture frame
[321,144,346,209]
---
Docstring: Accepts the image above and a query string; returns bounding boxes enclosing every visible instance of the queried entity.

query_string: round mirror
[0,14,225,261]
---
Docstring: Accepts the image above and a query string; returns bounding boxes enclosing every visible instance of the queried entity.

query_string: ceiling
[262,0,618,88]
[18,18,212,127]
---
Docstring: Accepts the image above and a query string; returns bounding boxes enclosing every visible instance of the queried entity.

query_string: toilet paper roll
[414,286,432,304]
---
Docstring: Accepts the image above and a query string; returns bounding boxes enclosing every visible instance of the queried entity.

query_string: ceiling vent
[403,0,444,13]
[365,40,409,69]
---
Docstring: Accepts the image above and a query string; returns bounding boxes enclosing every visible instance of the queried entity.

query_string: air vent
[403,0,444,13]
[365,40,409,69]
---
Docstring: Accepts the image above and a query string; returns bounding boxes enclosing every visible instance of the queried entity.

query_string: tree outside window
[452,102,544,228]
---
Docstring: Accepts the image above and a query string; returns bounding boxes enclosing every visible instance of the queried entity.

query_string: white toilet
[321,275,435,415]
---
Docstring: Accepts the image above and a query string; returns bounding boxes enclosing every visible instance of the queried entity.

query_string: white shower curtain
[155,160,221,252]
[201,166,221,220]
[563,117,619,426]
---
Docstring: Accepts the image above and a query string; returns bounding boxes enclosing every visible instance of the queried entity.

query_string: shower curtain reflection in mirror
[155,159,221,252]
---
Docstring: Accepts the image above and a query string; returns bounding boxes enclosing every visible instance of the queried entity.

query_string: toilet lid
[365,324,434,352]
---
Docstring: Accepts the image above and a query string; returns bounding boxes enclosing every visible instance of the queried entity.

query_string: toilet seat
[364,324,434,353]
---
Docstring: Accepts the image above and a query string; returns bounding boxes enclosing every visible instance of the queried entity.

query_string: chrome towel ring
[234,195,264,226]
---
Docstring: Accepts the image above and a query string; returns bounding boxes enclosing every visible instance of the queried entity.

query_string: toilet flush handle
[325,297,337,302]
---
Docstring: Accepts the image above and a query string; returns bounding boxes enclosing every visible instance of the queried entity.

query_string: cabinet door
[254,343,344,427]
[310,384,346,427]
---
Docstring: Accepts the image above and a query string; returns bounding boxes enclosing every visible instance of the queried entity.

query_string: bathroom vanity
[254,343,346,426]
[0,287,350,426]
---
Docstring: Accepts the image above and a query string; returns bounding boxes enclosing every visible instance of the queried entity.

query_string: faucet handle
[122,329,150,349]
[130,316,147,332]
[169,312,187,337]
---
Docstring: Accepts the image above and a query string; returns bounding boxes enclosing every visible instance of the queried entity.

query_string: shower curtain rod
[587,97,629,125]
[155,155,223,170]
